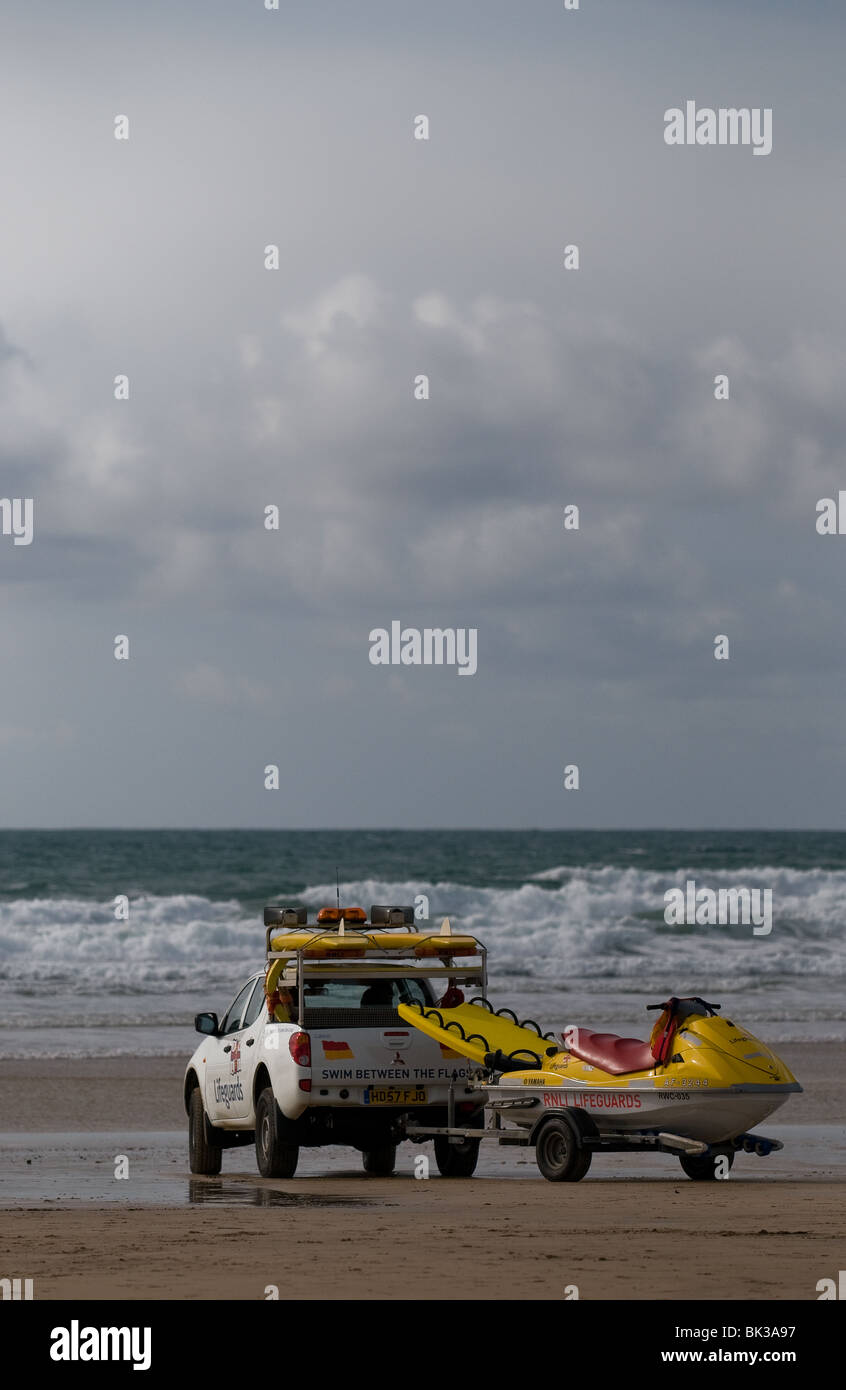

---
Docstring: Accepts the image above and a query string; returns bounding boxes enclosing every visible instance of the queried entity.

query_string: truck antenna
[336,867,340,912]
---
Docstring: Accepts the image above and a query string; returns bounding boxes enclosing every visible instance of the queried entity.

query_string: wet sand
[1,1044,843,1300]
[3,1178,845,1301]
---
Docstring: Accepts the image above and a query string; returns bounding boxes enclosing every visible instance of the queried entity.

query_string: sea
[1,828,844,1058]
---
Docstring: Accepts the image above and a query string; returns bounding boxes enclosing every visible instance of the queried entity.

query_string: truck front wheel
[255,1087,299,1178]
[189,1087,222,1176]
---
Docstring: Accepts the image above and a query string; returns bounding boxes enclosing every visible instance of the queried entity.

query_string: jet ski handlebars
[647,995,721,1016]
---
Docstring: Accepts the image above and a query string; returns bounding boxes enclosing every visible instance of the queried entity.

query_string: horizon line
[0,826,843,835]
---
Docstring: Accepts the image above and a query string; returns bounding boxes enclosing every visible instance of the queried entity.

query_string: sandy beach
[1,1043,844,1300]
[4,1179,844,1302]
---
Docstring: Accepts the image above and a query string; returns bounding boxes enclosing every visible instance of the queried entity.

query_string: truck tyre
[434,1107,485,1178]
[362,1144,397,1176]
[255,1087,299,1178]
[434,1133,481,1177]
[534,1112,592,1182]
[189,1086,223,1176]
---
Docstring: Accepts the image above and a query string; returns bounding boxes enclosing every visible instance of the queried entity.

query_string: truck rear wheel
[189,1086,222,1176]
[434,1107,485,1178]
[255,1087,299,1178]
[434,1134,481,1177]
[362,1144,397,1176]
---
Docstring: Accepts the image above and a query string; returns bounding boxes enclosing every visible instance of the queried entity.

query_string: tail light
[288,1031,311,1067]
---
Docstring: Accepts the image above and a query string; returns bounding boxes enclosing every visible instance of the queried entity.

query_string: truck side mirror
[194,1012,219,1036]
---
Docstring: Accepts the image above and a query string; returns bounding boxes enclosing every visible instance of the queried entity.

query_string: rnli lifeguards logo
[544,1091,642,1110]
[230,1040,241,1075]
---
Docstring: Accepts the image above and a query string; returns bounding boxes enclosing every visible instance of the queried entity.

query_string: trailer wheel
[679,1147,734,1181]
[189,1086,223,1176]
[255,1088,299,1178]
[534,1113,593,1182]
[362,1144,397,1176]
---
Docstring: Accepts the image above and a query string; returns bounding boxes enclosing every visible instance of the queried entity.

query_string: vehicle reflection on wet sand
[186,1176,378,1208]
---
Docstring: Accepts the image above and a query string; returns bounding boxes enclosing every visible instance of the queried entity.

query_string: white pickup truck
[184,904,487,1179]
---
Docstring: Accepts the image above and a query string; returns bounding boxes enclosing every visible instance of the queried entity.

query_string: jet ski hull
[487,1078,801,1144]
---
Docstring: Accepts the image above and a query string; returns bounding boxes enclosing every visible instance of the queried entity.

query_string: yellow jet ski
[398,994,802,1181]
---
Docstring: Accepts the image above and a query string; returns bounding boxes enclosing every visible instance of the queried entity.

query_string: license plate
[364,1086,427,1106]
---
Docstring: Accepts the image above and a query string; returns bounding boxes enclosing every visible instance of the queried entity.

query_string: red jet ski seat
[565,1028,656,1076]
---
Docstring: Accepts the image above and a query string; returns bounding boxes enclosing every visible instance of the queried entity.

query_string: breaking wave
[1,863,844,995]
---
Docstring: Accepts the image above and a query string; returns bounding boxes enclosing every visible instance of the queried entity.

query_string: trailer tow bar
[448,1071,458,1145]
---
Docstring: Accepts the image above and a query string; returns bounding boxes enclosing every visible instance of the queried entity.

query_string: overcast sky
[1,0,844,830]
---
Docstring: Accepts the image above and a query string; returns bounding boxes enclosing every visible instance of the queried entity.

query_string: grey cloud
[1,0,845,828]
